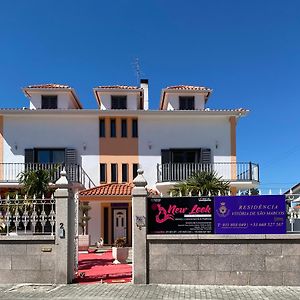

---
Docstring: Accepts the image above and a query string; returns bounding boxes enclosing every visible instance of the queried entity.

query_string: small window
[110,119,116,137]
[179,96,195,110]
[100,163,106,183]
[122,164,128,182]
[111,96,127,109]
[132,119,138,138]
[121,119,127,138]
[41,96,57,109]
[133,163,138,180]
[111,163,118,182]
[99,119,105,137]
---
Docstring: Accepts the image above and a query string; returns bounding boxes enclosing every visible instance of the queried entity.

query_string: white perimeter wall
[138,115,232,188]
[3,114,99,184]
[88,201,101,245]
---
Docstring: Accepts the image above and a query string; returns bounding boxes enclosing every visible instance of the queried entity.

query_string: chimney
[140,79,149,110]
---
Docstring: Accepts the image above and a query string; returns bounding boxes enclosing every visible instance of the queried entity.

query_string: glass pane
[52,150,65,163]
[37,150,51,163]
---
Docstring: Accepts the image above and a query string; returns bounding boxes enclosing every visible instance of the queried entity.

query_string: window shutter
[161,149,171,164]
[65,148,77,182]
[24,149,34,163]
[65,148,77,165]
[201,148,211,164]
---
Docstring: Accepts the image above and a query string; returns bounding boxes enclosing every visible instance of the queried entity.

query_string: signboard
[214,195,286,234]
[147,197,213,234]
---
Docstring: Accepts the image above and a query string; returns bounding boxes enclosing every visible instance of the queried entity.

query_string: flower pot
[112,246,129,264]
[78,234,90,251]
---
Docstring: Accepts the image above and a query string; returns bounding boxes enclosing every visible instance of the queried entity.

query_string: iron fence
[0,195,56,236]
[0,163,95,189]
[157,162,259,182]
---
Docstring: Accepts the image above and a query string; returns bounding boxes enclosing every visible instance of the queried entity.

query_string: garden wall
[147,234,300,286]
[0,236,56,284]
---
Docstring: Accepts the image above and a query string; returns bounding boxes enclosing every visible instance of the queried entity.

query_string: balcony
[0,163,95,190]
[156,162,259,193]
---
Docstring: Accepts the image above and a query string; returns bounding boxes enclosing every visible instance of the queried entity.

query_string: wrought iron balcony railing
[157,162,259,183]
[0,163,95,190]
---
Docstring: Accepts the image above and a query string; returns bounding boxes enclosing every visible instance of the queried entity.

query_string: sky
[0,0,299,193]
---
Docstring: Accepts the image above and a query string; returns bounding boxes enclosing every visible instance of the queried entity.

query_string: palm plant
[18,169,52,198]
[169,171,230,196]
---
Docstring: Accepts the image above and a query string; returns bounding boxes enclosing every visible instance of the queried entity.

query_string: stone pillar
[54,169,75,284]
[132,169,148,284]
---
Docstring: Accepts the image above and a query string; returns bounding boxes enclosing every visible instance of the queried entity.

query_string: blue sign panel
[214,195,286,234]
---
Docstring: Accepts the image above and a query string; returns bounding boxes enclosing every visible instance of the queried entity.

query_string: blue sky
[0,1,299,192]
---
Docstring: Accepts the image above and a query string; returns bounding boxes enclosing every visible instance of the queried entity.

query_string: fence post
[54,169,75,284]
[132,169,148,284]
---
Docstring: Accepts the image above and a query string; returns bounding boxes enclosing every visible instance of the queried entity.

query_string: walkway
[1,284,300,299]
[74,249,132,284]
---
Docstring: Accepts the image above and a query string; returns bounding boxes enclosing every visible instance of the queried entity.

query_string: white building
[0,81,259,245]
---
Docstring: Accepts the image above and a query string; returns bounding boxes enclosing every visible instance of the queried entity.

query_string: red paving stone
[74,250,132,284]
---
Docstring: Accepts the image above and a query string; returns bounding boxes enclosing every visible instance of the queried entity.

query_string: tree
[169,171,230,196]
[18,169,52,198]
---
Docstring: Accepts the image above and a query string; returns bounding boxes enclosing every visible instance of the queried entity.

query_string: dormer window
[41,95,58,109]
[111,96,127,109]
[179,96,195,110]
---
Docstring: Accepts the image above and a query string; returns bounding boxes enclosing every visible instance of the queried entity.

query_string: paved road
[0,283,300,300]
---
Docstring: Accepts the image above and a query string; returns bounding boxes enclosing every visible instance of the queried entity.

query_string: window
[100,163,106,183]
[179,96,195,110]
[161,148,211,164]
[111,163,118,182]
[35,149,65,163]
[132,163,138,179]
[41,96,58,109]
[122,164,128,182]
[121,119,127,138]
[99,119,105,137]
[110,119,116,137]
[111,96,127,109]
[132,119,138,137]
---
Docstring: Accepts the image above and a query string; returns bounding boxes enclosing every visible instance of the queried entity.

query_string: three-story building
[0,80,259,245]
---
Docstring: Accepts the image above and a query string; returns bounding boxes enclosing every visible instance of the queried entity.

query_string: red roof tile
[79,183,159,197]
[25,84,72,89]
[165,85,211,91]
[96,85,140,90]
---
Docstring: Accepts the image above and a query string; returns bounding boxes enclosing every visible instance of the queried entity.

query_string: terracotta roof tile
[96,85,140,90]
[166,85,211,91]
[79,183,159,197]
[26,84,71,89]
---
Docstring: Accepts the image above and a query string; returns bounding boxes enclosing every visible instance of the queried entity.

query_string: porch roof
[79,183,159,197]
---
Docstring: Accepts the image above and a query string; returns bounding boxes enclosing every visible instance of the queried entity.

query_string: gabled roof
[25,84,71,89]
[93,85,143,108]
[95,85,140,90]
[160,85,212,109]
[79,183,159,197]
[23,83,83,109]
[166,85,211,91]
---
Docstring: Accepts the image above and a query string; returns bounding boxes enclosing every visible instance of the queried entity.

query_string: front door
[113,209,127,241]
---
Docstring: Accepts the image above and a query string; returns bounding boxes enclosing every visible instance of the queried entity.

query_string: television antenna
[133,58,143,84]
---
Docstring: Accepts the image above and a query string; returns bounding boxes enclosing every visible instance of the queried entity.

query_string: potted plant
[112,237,129,264]
[78,202,91,251]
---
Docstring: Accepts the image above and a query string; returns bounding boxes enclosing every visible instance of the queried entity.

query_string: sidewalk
[1,283,300,300]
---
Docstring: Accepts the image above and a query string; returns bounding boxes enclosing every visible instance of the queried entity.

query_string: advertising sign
[214,195,286,234]
[147,197,213,234]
